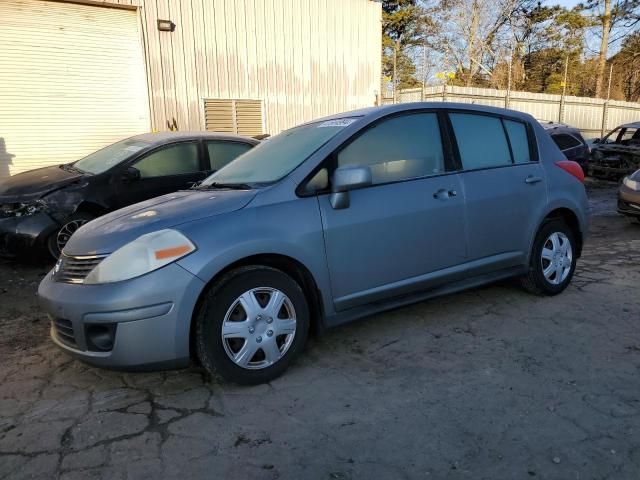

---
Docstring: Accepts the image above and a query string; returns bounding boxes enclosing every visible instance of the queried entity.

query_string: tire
[520,219,577,296]
[195,266,310,385]
[46,212,95,259]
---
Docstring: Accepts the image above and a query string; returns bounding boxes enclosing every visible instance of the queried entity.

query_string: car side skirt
[323,264,527,329]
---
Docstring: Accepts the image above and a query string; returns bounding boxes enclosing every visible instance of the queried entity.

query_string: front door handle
[433,188,457,200]
[525,175,543,184]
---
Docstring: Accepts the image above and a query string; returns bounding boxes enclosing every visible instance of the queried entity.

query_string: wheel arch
[537,207,583,257]
[74,201,108,217]
[188,253,325,359]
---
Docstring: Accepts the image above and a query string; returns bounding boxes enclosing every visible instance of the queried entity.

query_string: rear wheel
[46,212,95,259]
[520,220,577,296]
[195,266,310,385]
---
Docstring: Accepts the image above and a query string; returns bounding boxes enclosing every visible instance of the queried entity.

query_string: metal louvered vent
[203,99,263,136]
[54,254,106,284]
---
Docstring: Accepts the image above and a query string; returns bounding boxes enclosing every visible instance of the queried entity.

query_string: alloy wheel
[56,219,89,254]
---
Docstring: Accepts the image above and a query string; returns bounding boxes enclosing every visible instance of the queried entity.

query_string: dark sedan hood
[64,188,258,255]
[0,165,84,203]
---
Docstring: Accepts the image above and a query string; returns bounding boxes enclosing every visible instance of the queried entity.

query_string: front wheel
[195,266,310,385]
[46,212,95,259]
[520,220,577,295]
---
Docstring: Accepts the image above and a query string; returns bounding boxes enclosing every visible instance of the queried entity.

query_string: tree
[579,0,640,97]
[381,1,436,94]
[610,31,640,100]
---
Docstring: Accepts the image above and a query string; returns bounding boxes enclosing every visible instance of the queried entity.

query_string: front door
[317,112,467,311]
[116,141,207,208]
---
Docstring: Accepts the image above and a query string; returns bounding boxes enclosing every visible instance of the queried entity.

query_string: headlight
[623,176,639,191]
[0,200,46,218]
[84,229,195,284]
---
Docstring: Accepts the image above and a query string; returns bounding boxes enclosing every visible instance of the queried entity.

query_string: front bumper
[0,212,59,257]
[38,262,206,369]
[618,185,640,218]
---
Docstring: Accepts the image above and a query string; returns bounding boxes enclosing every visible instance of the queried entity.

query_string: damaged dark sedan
[0,132,258,259]
[588,122,640,179]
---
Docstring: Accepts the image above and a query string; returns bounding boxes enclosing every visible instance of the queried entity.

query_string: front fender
[176,197,334,316]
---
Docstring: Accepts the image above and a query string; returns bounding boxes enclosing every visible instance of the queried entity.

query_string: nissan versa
[38,103,589,385]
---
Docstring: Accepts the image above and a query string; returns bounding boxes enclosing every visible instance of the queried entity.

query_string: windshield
[199,118,358,186]
[74,138,150,174]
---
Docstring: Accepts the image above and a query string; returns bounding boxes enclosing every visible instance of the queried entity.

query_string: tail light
[555,160,585,183]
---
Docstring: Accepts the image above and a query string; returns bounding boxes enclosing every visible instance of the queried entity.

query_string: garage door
[0,0,150,178]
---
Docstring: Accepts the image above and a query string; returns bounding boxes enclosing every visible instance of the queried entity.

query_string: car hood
[64,189,258,255]
[0,165,86,203]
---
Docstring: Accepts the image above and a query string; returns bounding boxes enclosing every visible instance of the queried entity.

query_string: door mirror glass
[592,138,600,144]
[122,166,141,182]
[330,165,372,209]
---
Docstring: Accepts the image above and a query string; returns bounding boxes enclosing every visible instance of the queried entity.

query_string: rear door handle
[433,188,457,199]
[525,176,543,184]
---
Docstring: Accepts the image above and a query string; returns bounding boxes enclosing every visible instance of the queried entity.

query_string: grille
[55,254,106,284]
[52,318,77,347]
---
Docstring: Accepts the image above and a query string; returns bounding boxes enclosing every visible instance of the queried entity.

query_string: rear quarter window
[551,133,582,151]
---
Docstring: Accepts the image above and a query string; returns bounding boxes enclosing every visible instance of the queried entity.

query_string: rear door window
[206,141,253,171]
[337,112,446,185]
[450,113,512,169]
[133,142,200,178]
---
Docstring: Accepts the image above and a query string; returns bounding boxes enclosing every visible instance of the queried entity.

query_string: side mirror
[122,166,141,182]
[592,138,601,144]
[330,165,372,209]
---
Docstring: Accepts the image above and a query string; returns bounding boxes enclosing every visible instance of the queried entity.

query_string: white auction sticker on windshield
[317,119,356,128]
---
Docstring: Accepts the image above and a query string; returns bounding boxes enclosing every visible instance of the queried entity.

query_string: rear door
[449,112,546,267]
[115,141,207,207]
[317,111,467,311]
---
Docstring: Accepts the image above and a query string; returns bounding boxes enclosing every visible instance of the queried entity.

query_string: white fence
[385,85,640,139]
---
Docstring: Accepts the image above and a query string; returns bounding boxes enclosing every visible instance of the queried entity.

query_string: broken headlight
[0,200,46,218]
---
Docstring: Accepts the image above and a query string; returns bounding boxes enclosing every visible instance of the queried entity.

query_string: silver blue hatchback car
[39,103,589,384]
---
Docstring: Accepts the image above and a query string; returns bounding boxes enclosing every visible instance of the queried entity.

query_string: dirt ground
[1,180,639,479]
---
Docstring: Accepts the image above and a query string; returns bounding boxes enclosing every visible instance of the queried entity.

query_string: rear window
[552,133,582,151]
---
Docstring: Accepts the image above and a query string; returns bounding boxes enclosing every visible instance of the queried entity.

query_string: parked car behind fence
[588,122,640,179]
[539,121,590,173]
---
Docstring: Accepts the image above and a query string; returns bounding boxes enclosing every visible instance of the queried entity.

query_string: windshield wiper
[198,182,253,190]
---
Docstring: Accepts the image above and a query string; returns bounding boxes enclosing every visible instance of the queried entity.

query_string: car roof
[129,131,260,146]
[537,120,584,136]
[300,102,536,127]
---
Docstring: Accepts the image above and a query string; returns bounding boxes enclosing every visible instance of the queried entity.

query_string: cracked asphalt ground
[1,180,639,480]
